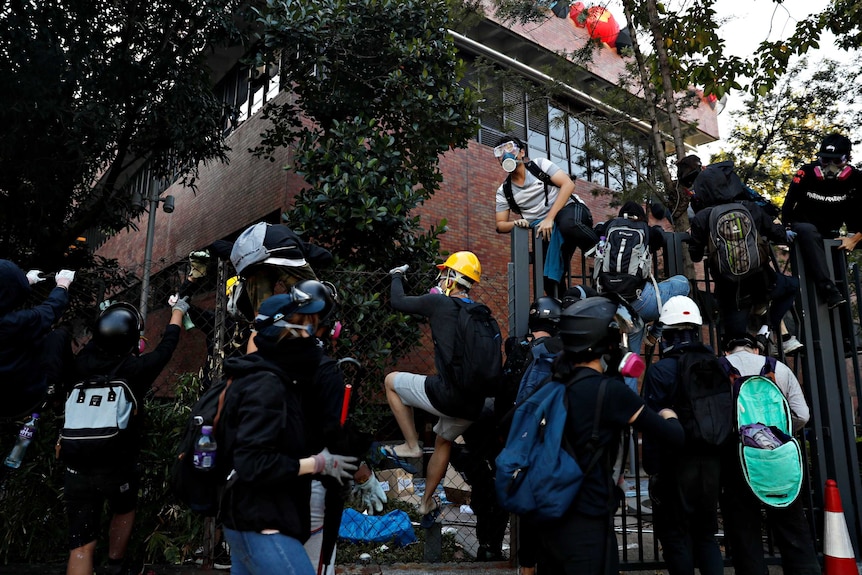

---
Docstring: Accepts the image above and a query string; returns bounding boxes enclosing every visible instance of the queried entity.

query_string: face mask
[330,321,342,340]
[429,286,443,295]
[618,333,645,378]
[501,153,519,173]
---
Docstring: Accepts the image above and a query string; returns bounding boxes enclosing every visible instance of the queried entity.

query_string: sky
[596,0,859,154]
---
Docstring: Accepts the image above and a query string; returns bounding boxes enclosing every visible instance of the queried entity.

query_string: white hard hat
[659,296,702,328]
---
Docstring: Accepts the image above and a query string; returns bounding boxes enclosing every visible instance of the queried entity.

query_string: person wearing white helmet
[641,296,724,575]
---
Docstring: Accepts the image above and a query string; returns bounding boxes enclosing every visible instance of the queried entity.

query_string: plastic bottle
[597,235,607,257]
[193,425,217,471]
[5,413,40,469]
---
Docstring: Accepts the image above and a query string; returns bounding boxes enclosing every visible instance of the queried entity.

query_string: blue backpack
[495,371,608,521]
[514,338,558,406]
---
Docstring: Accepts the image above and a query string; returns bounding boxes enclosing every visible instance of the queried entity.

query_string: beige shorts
[392,372,473,441]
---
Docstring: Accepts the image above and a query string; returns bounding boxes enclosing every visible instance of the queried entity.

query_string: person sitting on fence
[783,133,862,310]
[383,252,501,528]
[492,135,597,297]
[718,333,819,575]
[687,179,800,353]
[641,296,725,575]
[593,201,690,391]
[0,260,75,418]
[532,297,684,574]
[63,299,188,575]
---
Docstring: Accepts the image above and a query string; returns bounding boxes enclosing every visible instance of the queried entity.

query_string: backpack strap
[562,372,609,474]
[524,160,552,207]
[760,356,778,380]
[502,176,522,215]
[212,377,235,433]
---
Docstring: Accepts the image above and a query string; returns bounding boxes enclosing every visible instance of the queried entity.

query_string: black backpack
[170,375,237,516]
[448,300,503,397]
[59,360,137,468]
[674,350,734,447]
[707,203,766,282]
[502,161,553,214]
[594,217,652,299]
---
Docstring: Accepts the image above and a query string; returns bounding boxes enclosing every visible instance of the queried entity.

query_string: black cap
[721,332,759,353]
[817,134,851,159]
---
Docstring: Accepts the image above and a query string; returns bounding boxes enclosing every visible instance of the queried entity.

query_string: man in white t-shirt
[493,135,597,297]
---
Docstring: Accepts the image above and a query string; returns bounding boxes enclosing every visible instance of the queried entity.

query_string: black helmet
[294,279,336,323]
[558,297,620,354]
[93,302,143,356]
[528,297,562,334]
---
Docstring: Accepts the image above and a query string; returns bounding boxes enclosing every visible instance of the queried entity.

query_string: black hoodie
[218,337,322,541]
[0,260,70,415]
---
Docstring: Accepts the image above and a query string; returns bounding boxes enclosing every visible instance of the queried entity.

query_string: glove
[168,293,179,306]
[171,295,190,315]
[55,269,75,289]
[388,264,409,276]
[26,270,45,285]
[785,229,797,244]
[355,473,387,514]
[188,250,210,279]
[313,448,359,485]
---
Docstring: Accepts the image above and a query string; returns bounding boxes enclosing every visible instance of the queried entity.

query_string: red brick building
[95,4,719,386]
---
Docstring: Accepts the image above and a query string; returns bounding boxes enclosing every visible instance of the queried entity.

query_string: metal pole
[138,177,159,328]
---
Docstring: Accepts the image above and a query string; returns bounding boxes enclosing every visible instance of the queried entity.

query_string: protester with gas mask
[533,297,683,574]
[783,133,862,309]
[218,289,358,575]
[493,135,597,297]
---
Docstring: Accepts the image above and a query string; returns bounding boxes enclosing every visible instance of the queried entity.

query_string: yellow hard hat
[437,251,482,284]
[226,276,239,296]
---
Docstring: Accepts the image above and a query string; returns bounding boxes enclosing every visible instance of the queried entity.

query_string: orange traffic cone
[824,479,859,575]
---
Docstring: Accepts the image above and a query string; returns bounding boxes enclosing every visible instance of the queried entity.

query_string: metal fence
[136,227,862,570]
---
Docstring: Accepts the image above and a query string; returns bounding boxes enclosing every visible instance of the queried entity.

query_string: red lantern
[569,2,620,47]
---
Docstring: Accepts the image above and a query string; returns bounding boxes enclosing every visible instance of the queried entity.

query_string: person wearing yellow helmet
[383,251,500,529]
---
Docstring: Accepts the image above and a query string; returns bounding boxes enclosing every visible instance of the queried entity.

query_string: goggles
[820,155,848,166]
[493,141,519,158]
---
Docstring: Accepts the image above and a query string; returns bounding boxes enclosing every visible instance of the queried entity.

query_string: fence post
[791,239,862,557]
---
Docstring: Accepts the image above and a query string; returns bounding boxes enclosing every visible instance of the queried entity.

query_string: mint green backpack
[721,356,803,507]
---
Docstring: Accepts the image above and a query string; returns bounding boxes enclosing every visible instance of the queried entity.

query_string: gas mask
[494,141,520,173]
[815,156,852,180]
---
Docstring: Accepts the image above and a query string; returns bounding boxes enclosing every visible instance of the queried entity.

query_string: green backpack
[721,355,803,507]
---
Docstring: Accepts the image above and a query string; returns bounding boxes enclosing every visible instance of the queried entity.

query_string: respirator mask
[815,155,852,180]
[494,141,520,173]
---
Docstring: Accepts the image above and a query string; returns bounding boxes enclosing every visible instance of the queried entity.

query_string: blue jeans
[626,275,690,391]
[224,528,315,575]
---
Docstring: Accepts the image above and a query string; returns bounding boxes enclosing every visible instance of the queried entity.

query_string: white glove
[171,296,190,315]
[313,448,359,485]
[388,264,409,276]
[355,473,387,514]
[26,270,45,285]
[55,269,75,289]
[168,293,179,306]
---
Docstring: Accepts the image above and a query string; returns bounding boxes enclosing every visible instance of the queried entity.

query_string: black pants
[536,511,616,574]
[790,222,835,291]
[651,454,723,575]
[449,402,508,555]
[544,202,598,297]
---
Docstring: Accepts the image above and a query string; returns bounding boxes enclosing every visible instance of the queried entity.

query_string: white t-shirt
[494,157,582,223]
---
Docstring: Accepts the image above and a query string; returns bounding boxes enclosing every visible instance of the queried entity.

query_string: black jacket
[0,260,70,414]
[219,339,321,540]
[71,323,181,470]
[688,200,785,265]
[783,162,862,235]
[390,275,484,420]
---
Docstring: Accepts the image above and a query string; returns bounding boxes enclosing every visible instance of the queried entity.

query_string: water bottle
[193,425,217,471]
[5,413,40,469]
[596,235,607,257]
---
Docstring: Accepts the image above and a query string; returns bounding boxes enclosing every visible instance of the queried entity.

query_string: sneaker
[213,542,231,571]
[824,284,847,309]
[782,335,804,355]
